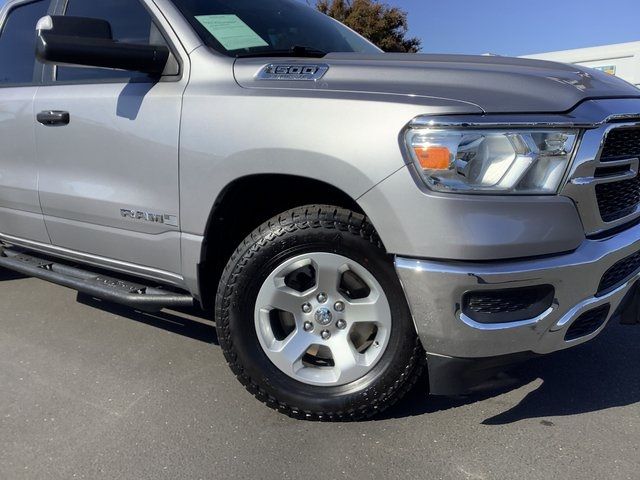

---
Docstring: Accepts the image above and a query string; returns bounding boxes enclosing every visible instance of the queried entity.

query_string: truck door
[33,0,188,275]
[0,0,51,244]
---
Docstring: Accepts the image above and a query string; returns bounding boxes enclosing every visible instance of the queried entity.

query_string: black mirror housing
[35,15,170,76]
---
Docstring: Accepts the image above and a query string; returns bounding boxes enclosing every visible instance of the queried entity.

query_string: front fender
[178,67,483,236]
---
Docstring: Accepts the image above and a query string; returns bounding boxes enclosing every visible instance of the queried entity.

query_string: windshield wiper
[236,46,328,59]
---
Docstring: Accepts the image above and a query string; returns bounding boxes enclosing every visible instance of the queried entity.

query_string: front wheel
[215,205,426,421]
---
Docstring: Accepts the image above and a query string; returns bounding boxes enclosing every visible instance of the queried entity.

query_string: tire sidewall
[217,214,419,415]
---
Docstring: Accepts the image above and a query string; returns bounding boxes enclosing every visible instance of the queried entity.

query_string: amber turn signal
[413,146,451,170]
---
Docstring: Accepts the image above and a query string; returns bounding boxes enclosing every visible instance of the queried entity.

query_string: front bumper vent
[598,250,640,295]
[565,305,610,341]
[462,285,554,324]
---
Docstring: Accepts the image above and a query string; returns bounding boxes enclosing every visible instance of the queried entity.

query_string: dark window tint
[0,0,49,85]
[57,0,166,83]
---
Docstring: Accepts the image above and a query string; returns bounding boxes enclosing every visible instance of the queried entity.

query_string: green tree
[316,0,421,53]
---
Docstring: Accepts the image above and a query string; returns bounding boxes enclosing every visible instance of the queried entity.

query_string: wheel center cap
[314,307,333,326]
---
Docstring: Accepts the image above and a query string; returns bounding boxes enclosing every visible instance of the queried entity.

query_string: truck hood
[234,53,640,114]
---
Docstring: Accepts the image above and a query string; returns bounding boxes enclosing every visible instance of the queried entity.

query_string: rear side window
[0,0,49,86]
[57,0,168,83]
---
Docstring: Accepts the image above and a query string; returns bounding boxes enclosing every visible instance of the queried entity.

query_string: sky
[383,0,640,56]
[3,0,639,56]
[307,0,640,56]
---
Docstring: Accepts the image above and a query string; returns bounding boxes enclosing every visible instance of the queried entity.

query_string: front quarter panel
[179,48,484,237]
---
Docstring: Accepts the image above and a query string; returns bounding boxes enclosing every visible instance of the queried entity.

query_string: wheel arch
[197,174,371,310]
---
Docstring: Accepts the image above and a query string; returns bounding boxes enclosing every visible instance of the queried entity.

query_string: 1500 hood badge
[256,63,329,81]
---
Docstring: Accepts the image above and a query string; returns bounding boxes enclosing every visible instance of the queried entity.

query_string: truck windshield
[170,0,381,57]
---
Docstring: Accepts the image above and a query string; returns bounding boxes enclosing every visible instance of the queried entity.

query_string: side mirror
[35,16,170,76]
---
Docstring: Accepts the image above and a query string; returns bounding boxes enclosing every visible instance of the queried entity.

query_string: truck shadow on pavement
[381,321,640,424]
[0,269,28,281]
[0,268,217,346]
[76,293,219,345]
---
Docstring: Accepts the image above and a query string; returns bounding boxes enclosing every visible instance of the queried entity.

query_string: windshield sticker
[195,15,268,51]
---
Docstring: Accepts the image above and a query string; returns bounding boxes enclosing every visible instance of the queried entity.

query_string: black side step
[0,248,194,313]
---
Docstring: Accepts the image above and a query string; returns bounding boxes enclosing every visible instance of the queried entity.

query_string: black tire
[215,205,426,421]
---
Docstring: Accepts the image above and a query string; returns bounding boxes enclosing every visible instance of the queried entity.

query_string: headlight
[405,129,578,194]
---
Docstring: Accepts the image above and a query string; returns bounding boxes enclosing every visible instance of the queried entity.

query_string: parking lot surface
[1,269,639,480]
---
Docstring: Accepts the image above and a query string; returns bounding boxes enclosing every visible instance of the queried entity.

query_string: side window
[56,0,168,83]
[0,0,50,86]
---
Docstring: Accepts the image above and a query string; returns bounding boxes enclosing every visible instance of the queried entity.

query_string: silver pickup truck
[1,0,640,421]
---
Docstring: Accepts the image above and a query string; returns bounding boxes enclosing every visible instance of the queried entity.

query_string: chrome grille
[600,127,640,161]
[596,176,640,222]
[594,126,640,225]
[562,122,640,236]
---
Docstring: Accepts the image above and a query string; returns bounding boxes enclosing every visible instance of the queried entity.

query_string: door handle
[37,110,70,126]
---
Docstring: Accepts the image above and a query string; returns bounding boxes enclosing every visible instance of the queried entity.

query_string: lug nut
[336,319,347,330]
[334,301,345,312]
[303,321,314,332]
[321,330,331,340]
[317,293,328,303]
[302,303,312,313]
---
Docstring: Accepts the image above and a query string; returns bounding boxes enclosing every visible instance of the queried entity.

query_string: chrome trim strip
[0,233,185,288]
[409,118,598,129]
[408,115,640,130]
[606,113,640,123]
[459,307,555,331]
[551,279,629,331]
[409,98,640,130]
[570,158,638,186]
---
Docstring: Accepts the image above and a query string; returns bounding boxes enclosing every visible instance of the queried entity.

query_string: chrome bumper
[395,221,640,359]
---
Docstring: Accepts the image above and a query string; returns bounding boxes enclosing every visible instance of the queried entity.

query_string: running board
[0,248,194,312]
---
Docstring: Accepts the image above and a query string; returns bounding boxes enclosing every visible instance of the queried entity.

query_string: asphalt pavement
[1,268,639,480]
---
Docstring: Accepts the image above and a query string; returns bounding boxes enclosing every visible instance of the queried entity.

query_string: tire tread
[215,205,426,421]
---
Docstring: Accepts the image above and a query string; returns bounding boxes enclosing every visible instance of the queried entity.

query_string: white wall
[522,41,640,87]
